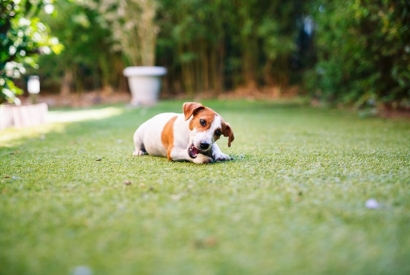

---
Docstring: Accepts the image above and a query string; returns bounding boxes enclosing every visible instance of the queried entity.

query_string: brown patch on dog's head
[183,102,234,147]
[189,107,217,131]
[183,102,204,120]
[183,102,217,132]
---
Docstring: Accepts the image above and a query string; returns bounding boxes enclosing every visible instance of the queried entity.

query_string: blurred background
[1,0,409,110]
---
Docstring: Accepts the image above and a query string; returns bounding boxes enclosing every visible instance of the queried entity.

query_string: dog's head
[183,102,234,158]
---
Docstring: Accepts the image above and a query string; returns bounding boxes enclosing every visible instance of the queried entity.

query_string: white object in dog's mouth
[188,144,201,159]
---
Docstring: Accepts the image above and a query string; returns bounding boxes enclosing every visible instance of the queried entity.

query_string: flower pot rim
[123,66,167,77]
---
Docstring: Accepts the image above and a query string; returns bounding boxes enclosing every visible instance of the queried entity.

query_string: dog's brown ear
[223,122,235,147]
[183,102,204,120]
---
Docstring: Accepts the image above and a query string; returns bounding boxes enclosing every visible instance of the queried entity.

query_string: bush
[306,0,410,108]
[0,1,61,104]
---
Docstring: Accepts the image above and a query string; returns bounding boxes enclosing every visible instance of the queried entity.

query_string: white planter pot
[123,66,167,106]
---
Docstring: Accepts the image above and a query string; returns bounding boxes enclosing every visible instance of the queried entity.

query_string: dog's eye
[215,129,222,136]
[200,119,206,126]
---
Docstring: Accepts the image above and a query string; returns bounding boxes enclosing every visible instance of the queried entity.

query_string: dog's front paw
[133,149,146,156]
[193,154,213,164]
[213,152,232,162]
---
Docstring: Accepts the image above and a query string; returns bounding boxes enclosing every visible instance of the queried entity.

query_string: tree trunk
[60,70,73,96]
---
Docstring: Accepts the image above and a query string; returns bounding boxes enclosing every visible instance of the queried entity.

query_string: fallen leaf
[193,236,218,249]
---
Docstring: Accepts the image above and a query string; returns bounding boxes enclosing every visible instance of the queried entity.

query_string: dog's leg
[133,131,146,156]
[212,143,232,161]
[170,148,213,164]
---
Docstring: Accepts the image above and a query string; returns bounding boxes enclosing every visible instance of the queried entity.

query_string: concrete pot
[123,66,167,106]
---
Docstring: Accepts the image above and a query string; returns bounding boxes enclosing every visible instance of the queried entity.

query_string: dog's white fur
[133,102,234,164]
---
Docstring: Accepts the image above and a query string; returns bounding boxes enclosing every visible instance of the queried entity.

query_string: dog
[133,102,234,164]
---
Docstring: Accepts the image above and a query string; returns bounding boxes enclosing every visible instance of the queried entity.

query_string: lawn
[1,100,409,275]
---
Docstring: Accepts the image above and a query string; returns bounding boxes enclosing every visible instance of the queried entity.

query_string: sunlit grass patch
[0,106,124,147]
[47,106,123,123]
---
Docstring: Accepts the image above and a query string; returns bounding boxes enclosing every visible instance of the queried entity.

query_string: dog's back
[134,112,179,157]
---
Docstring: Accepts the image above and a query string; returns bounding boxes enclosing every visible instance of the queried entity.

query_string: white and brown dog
[133,102,234,164]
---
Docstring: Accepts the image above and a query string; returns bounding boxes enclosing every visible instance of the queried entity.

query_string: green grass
[1,100,410,275]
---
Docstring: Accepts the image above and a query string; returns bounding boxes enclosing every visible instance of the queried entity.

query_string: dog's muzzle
[188,144,201,158]
[188,141,212,158]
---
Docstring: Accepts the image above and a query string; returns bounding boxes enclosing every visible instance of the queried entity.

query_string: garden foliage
[0,0,62,104]
[35,0,304,96]
[306,0,410,107]
[2,0,410,107]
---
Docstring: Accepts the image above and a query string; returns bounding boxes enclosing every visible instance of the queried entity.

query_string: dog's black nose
[200,142,210,150]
